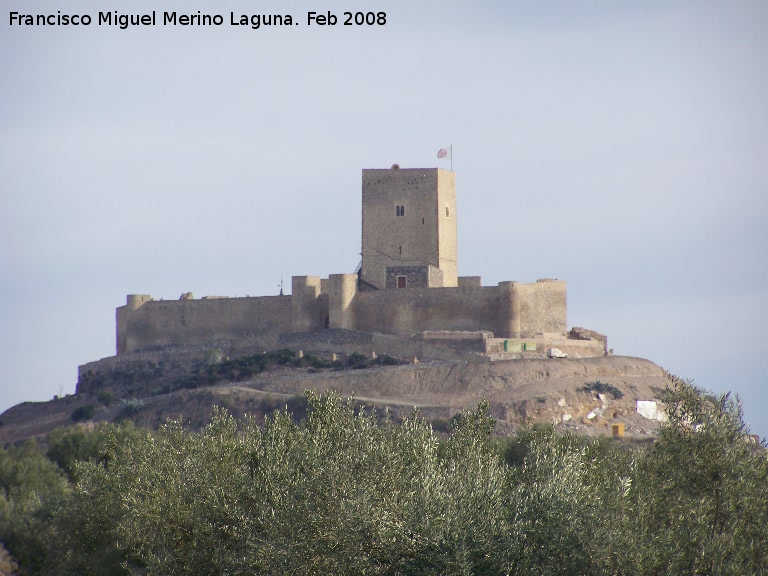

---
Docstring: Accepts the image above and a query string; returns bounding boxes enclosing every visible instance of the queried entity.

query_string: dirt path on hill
[1,356,672,442]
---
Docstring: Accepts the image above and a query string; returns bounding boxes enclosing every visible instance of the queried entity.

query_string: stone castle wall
[117,295,294,354]
[278,329,472,363]
[349,279,566,337]
[115,277,567,356]
[352,284,501,335]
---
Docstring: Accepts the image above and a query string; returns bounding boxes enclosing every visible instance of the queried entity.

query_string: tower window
[446,206,450,217]
[422,217,425,224]
[397,276,407,289]
[395,205,406,217]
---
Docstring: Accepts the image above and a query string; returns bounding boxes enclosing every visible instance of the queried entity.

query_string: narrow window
[401,205,405,216]
[399,245,402,254]
[396,206,400,216]
[446,206,450,217]
[397,276,407,289]
[422,217,425,224]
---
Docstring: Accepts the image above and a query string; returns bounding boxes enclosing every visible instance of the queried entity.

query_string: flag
[437,146,452,159]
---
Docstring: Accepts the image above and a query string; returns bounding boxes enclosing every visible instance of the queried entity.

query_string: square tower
[361,167,457,290]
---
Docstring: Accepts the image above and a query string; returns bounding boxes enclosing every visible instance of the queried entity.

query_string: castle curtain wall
[348,281,566,338]
[352,286,500,335]
[118,296,293,354]
[115,280,566,355]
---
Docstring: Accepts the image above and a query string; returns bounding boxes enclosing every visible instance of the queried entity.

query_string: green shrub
[71,404,95,422]
[47,425,102,480]
[170,375,199,391]
[375,355,402,366]
[270,348,296,365]
[346,352,368,368]
[495,436,529,467]
[581,380,624,399]
[204,349,224,366]
[0,440,69,574]
[119,398,145,416]
[97,391,113,407]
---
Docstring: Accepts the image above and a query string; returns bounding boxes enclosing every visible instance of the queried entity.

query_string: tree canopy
[1,380,766,575]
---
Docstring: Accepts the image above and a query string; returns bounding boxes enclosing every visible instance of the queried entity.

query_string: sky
[1,0,766,436]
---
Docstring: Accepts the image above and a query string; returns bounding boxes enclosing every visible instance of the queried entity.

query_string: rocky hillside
[0,354,674,444]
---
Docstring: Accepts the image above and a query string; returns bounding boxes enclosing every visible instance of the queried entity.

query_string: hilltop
[0,352,671,444]
[1,161,650,445]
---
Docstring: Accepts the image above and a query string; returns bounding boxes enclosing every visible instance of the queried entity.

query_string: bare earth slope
[0,356,671,443]
[235,355,668,436]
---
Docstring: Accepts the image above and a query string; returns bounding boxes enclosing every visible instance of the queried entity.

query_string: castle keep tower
[360,167,457,290]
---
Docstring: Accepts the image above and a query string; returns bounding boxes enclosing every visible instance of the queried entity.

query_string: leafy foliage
[1,381,767,575]
[118,397,145,416]
[581,380,624,399]
[70,404,95,422]
[46,425,103,482]
[626,377,768,574]
[96,391,113,407]
[0,542,19,576]
[0,440,69,575]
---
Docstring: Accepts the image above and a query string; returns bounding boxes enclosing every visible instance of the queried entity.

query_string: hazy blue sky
[2,0,766,436]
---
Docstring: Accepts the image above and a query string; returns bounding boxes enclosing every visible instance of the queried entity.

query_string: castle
[82,166,605,387]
